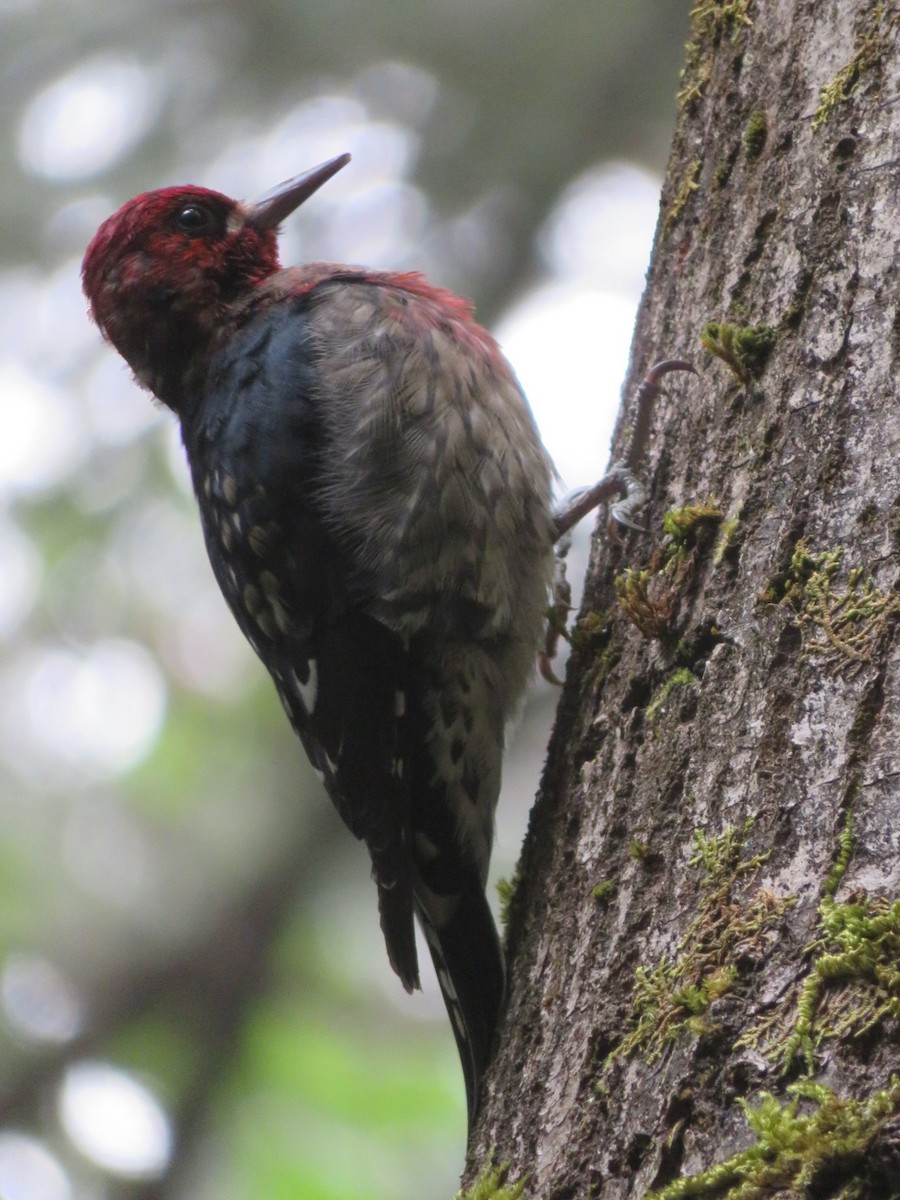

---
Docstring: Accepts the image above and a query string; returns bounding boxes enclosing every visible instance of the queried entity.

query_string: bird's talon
[548,353,694,639]
[610,508,646,533]
[538,652,565,686]
[643,358,698,390]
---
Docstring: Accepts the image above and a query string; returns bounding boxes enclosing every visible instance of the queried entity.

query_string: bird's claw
[541,356,694,676]
[641,358,697,392]
[551,358,694,542]
[606,464,647,533]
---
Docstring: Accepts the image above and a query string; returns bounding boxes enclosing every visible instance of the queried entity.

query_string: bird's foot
[551,358,696,542]
[542,358,695,681]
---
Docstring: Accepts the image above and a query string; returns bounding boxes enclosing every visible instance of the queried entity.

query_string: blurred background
[0,3,688,1197]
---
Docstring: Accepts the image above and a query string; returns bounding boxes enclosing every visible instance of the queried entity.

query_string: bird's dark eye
[174,204,213,234]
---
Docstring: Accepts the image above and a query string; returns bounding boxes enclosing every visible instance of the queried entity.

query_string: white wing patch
[323,746,340,777]
[291,660,318,712]
[391,689,407,779]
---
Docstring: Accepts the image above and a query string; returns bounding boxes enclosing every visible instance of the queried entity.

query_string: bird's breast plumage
[301,272,556,649]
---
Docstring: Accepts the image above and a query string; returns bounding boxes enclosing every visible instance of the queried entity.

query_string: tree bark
[468,2,900,1197]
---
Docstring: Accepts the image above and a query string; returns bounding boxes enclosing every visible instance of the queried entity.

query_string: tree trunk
[468,2,900,1197]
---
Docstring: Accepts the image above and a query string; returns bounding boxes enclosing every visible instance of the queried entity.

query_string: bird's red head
[82,153,350,408]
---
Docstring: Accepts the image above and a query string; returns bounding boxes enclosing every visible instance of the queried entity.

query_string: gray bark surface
[469,3,900,1197]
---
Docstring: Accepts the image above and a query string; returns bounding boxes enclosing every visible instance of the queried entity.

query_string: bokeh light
[0,364,87,494]
[499,285,639,490]
[1,953,82,1044]
[18,56,162,182]
[0,519,40,640]
[540,162,662,296]
[0,1134,70,1200]
[7,639,166,780]
[59,1061,171,1177]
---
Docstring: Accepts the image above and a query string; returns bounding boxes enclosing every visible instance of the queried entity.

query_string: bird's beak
[245,153,351,231]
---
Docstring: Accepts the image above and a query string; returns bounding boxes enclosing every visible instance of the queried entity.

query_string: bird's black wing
[185,297,420,989]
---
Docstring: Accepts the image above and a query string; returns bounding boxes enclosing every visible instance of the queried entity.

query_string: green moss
[592,879,615,904]
[455,1158,527,1200]
[631,840,652,863]
[496,867,521,929]
[616,567,674,640]
[645,668,697,721]
[604,821,795,1068]
[813,2,896,130]
[712,514,741,565]
[663,503,726,548]
[693,0,753,38]
[772,540,899,675]
[571,609,621,689]
[679,0,754,108]
[664,159,701,232]
[616,504,726,639]
[742,110,767,160]
[570,609,611,653]
[784,889,900,1071]
[700,322,776,384]
[824,810,855,899]
[647,1076,900,1200]
[740,814,900,1073]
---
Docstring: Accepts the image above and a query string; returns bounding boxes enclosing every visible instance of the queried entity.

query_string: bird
[82,151,690,1127]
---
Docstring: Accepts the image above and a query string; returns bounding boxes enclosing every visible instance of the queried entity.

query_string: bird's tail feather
[415,887,505,1129]
[377,869,420,993]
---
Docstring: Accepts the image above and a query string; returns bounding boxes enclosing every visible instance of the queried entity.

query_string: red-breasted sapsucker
[82,152,689,1126]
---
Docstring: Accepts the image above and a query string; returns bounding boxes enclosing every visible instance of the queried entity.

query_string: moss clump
[570,609,621,689]
[570,609,611,653]
[664,159,701,231]
[712,514,741,566]
[679,0,754,107]
[813,1,897,130]
[616,503,725,640]
[647,1076,900,1200]
[592,879,615,904]
[740,814,900,1072]
[742,110,768,160]
[616,567,677,639]
[645,668,697,721]
[701,322,776,384]
[496,867,521,930]
[773,540,899,676]
[455,1158,527,1200]
[786,890,900,1072]
[663,502,726,550]
[691,0,753,38]
[604,821,795,1068]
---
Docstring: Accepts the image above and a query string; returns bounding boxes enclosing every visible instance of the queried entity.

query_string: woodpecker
[82,152,690,1126]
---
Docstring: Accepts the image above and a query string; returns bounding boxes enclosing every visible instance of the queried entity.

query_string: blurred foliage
[0,2,687,1197]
